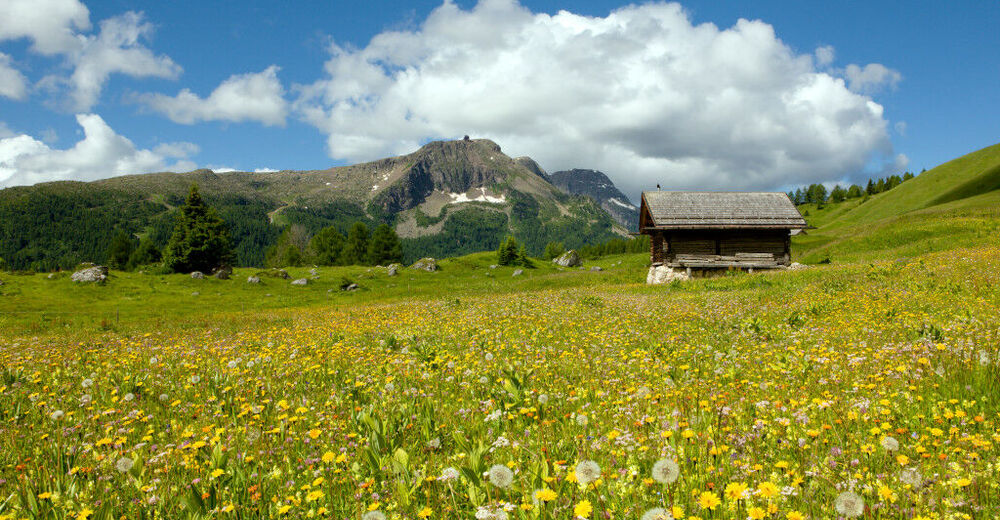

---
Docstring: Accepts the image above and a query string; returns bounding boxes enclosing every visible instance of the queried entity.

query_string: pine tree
[497,235,520,266]
[309,227,346,266]
[866,179,875,195]
[847,184,863,198]
[127,239,161,269]
[340,222,370,265]
[106,231,136,270]
[266,225,308,267]
[875,178,886,193]
[543,241,565,260]
[367,224,403,265]
[162,184,234,273]
[903,171,915,181]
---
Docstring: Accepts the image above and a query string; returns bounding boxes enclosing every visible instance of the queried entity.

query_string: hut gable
[639,191,806,270]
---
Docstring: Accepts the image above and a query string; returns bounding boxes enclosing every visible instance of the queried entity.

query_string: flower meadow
[2,249,1000,519]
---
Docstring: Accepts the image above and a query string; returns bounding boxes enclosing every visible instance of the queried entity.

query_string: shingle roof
[641,191,806,229]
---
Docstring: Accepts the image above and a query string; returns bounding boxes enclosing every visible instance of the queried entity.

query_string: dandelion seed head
[488,464,514,488]
[574,460,601,485]
[651,458,680,484]
[834,490,865,518]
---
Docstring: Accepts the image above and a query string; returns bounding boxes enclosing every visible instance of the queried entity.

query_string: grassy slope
[793,142,1000,263]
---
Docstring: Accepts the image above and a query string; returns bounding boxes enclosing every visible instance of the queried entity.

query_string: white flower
[440,467,460,481]
[149,356,158,365]
[537,393,549,405]
[641,508,673,520]
[488,464,514,488]
[651,458,680,484]
[899,467,922,487]
[50,410,64,420]
[158,393,169,402]
[834,490,865,518]
[362,511,386,520]
[227,360,238,369]
[115,456,134,474]
[189,375,201,384]
[574,460,601,485]
[880,436,899,452]
[122,393,134,402]
[80,394,92,404]
[576,414,589,426]
[82,378,93,388]
[426,437,441,449]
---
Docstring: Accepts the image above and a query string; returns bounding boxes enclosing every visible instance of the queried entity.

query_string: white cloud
[211,167,238,173]
[844,63,902,94]
[295,0,898,198]
[136,66,287,126]
[0,113,196,187]
[39,11,181,111]
[0,53,29,100]
[254,167,279,173]
[894,121,907,136]
[815,45,835,67]
[0,122,15,139]
[0,0,91,55]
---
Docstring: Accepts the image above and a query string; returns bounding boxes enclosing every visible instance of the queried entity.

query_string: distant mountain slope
[0,139,626,270]
[548,169,638,230]
[792,141,1000,263]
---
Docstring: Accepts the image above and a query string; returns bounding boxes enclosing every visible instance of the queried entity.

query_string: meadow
[2,243,1000,520]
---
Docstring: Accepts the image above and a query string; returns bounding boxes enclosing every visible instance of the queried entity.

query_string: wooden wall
[661,230,791,266]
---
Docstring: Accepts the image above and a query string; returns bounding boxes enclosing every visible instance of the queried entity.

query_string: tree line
[788,170,920,206]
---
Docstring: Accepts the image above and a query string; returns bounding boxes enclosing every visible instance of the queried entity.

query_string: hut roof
[640,191,807,230]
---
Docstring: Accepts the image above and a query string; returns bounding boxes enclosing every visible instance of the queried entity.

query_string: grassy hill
[793,142,1000,263]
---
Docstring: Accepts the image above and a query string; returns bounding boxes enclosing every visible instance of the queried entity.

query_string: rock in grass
[646,265,689,285]
[553,250,581,267]
[590,266,602,272]
[190,271,204,279]
[512,269,523,277]
[291,278,308,286]
[247,276,261,284]
[212,266,232,279]
[410,258,437,272]
[345,283,359,291]
[71,265,108,283]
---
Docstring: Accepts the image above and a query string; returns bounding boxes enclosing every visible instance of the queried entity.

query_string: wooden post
[783,232,791,266]
[651,232,664,265]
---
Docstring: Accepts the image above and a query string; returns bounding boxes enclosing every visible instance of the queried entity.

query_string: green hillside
[793,142,1000,263]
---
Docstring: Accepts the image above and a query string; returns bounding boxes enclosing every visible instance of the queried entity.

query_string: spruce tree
[367,224,403,265]
[106,231,136,270]
[127,239,161,269]
[309,227,346,266]
[340,222,370,265]
[162,184,234,273]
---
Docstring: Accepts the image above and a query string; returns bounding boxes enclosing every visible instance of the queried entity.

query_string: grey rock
[387,264,400,276]
[590,266,603,272]
[247,276,261,284]
[410,257,437,272]
[512,269,523,277]
[489,264,498,269]
[291,278,308,286]
[345,283,359,291]
[191,291,200,296]
[47,273,56,279]
[553,250,581,267]
[213,266,232,280]
[273,269,290,279]
[646,265,690,285]
[190,271,205,279]
[71,265,108,283]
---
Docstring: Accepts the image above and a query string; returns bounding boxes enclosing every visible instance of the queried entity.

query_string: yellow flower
[221,504,235,513]
[724,482,749,501]
[367,503,381,511]
[277,505,292,515]
[211,468,225,479]
[758,481,780,499]
[417,507,432,519]
[309,429,321,439]
[748,506,767,520]
[956,478,972,487]
[321,451,336,463]
[574,500,593,519]
[77,509,94,520]
[306,490,324,502]
[535,488,557,502]
[670,505,683,519]
[335,453,347,463]
[698,491,721,510]
[786,512,805,520]
[878,484,897,503]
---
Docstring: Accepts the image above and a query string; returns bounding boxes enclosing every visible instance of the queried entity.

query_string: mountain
[548,169,638,230]
[0,138,626,270]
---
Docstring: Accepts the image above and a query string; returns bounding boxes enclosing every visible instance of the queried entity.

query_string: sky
[0,0,998,202]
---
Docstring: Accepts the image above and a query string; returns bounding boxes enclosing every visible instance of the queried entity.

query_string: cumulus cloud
[0,53,28,100]
[295,0,899,198]
[0,0,91,55]
[136,66,288,126]
[844,63,902,94]
[814,45,835,67]
[254,167,279,173]
[0,113,196,187]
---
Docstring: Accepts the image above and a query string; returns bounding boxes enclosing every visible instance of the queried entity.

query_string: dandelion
[641,508,673,520]
[50,410,64,420]
[362,511,386,520]
[537,393,549,405]
[189,375,201,384]
[574,500,593,519]
[880,436,899,452]
[80,394,91,404]
[158,393,168,402]
[534,488,557,502]
[651,458,680,484]
[426,437,441,449]
[576,414,589,426]
[724,481,749,500]
[122,393,134,402]
[488,464,514,489]
[149,356,158,365]
[81,378,93,388]
[698,491,721,510]
[574,460,601,486]
[440,467,459,481]
[900,467,922,487]
[834,491,865,518]
[115,457,134,474]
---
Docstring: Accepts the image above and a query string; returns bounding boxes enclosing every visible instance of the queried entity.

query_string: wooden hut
[639,191,807,270]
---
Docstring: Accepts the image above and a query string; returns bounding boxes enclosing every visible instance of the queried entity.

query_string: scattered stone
[553,250,581,267]
[327,288,334,293]
[47,273,56,279]
[191,291,200,296]
[247,276,261,284]
[489,264,498,269]
[291,278,308,286]
[411,257,437,272]
[212,266,232,280]
[590,266,603,272]
[345,283,359,291]
[71,265,108,283]
[190,271,204,279]
[387,264,399,277]
[309,268,319,276]
[786,262,810,270]
[272,269,290,279]
[646,265,690,285]
[512,269,523,277]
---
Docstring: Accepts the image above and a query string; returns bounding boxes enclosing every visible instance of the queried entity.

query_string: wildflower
[880,436,899,452]
[322,451,336,463]
[574,460,601,486]
[899,467,921,486]
[488,464,514,488]
[537,393,549,405]
[576,414,589,426]
[757,481,779,499]
[190,375,201,384]
[724,481,749,500]
[306,490,324,502]
[698,491,721,510]
[362,511,386,520]
[786,512,805,520]
[82,378,93,388]
[50,410,64,420]
[426,437,441,449]
[115,457,134,474]
[417,507,432,518]
[651,458,680,484]
[80,394,91,404]
[748,506,767,519]
[877,484,897,503]
[641,508,673,520]
[211,468,225,479]
[534,488,557,502]
[440,467,459,481]
[122,393,134,402]
[574,500,593,519]
[834,491,865,518]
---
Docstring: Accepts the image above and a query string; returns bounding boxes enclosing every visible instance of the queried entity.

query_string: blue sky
[1,0,997,201]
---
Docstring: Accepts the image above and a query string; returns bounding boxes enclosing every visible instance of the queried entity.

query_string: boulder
[387,263,401,277]
[309,268,319,276]
[787,262,810,270]
[247,276,261,284]
[590,266,603,272]
[489,264,499,269]
[272,269,290,279]
[512,269,523,277]
[212,266,233,280]
[291,278,308,286]
[190,271,205,279]
[191,291,200,296]
[646,265,690,285]
[553,250,581,267]
[71,265,108,283]
[344,283,359,291]
[411,257,437,272]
